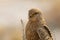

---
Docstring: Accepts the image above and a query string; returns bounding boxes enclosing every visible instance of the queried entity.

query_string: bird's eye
[32,12,38,16]
[29,16,32,18]
[34,12,38,15]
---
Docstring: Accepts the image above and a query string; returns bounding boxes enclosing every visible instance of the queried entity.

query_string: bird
[25,8,53,40]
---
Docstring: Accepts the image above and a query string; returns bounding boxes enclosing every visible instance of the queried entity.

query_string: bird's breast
[26,23,40,40]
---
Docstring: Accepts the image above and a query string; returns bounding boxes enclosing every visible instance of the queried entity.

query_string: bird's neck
[30,20,43,25]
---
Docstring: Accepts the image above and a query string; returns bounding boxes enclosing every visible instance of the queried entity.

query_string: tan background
[0,0,60,40]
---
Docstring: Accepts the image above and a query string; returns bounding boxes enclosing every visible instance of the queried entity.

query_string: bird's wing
[43,25,52,37]
[37,25,53,40]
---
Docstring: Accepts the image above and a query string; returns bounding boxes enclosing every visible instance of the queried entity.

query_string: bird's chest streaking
[26,22,40,40]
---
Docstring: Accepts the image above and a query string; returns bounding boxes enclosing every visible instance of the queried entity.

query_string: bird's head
[28,8,42,22]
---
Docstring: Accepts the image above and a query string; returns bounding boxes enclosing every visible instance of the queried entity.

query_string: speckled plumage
[25,9,53,40]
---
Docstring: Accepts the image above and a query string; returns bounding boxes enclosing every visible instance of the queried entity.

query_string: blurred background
[0,0,60,40]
